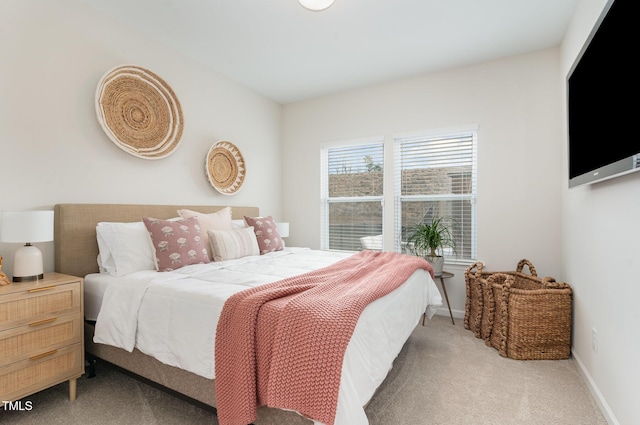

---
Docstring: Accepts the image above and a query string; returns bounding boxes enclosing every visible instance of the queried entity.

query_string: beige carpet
[0,315,607,425]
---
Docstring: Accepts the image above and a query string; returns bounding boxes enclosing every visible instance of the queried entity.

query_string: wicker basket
[464,259,537,340]
[478,259,537,341]
[464,262,490,338]
[483,272,572,360]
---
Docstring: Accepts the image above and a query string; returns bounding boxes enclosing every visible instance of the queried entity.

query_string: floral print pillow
[143,216,210,271]
[243,215,284,254]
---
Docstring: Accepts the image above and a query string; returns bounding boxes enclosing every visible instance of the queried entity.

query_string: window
[320,139,384,251]
[394,129,477,262]
[320,127,477,263]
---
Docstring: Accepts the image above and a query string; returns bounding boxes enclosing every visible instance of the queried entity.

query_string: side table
[423,271,455,325]
[0,273,84,402]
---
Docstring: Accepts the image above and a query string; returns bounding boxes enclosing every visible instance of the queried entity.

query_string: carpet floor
[0,314,607,424]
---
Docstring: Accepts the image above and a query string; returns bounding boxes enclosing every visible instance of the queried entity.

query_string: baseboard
[571,348,619,425]
[433,307,465,320]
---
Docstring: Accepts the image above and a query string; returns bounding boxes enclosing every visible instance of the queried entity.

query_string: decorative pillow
[177,207,233,260]
[96,221,156,276]
[243,215,284,254]
[207,227,260,261]
[231,219,247,229]
[142,216,210,272]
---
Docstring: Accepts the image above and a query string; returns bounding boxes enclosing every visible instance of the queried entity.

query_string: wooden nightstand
[0,273,84,402]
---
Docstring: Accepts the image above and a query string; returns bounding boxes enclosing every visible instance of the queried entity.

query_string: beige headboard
[54,204,259,278]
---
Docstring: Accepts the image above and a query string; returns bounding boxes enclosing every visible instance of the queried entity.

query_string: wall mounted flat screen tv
[567,0,638,188]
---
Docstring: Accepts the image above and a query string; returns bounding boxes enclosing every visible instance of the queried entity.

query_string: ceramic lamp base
[12,243,44,282]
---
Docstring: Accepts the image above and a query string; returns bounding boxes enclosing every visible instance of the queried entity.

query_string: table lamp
[276,222,289,238]
[299,0,335,11]
[0,210,54,282]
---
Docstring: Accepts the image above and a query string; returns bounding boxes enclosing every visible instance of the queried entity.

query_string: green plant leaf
[406,216,457,258]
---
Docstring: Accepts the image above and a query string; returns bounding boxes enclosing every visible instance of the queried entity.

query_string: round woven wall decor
[95,65,184,160]
[206,141,246,195]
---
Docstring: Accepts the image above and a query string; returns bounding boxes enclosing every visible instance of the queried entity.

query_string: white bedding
[88,247,442,425]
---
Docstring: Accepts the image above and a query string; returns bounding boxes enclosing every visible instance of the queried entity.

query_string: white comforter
[91,247,442,425]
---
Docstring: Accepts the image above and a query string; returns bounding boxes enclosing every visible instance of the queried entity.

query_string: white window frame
[319,126,477,263]
[320,137,385,251]
[393,126,478,264]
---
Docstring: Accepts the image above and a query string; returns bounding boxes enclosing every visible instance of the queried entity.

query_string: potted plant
[406,217,456,277]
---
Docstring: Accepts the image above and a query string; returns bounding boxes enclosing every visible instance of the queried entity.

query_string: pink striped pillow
[207,227,259,261]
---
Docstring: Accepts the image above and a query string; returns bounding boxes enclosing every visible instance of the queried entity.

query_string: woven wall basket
[206,141,246,195]
[95,65,184,160]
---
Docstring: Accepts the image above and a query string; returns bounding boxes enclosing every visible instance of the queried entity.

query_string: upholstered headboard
[54,204,259,278]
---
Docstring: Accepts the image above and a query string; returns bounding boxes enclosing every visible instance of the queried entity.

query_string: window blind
[321,140,384,251]
[394,131,477,261]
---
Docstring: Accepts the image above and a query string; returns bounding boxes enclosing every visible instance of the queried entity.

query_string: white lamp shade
[299,0,335,11]
[1,210,54,243]
[1,210,54,281]
[276,222,290,238]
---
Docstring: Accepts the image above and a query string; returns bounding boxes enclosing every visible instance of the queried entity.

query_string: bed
[53,203,442,425]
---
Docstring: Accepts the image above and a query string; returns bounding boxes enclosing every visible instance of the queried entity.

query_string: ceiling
[80,0,579,104]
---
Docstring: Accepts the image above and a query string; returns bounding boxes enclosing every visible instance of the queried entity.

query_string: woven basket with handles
[464,259,537,340]
[464,262,491,338]
[483,271,572,360]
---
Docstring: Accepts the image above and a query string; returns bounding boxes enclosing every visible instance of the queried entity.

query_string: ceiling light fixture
[299,0,335,12]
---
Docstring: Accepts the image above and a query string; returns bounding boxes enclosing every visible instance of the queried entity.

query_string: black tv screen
[567,0,639,187]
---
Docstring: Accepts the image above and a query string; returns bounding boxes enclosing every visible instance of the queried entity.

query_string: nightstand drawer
[0,342,83,401]
[0,281,82,330]
[0,315,82,367]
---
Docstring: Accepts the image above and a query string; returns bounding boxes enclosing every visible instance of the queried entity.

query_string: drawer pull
[28,317,57,327]
[30,349,58,361]
[28,286,57,293]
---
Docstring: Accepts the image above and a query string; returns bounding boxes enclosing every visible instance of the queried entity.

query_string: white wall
[0,0,283,277]
[561,1,640,424]
[282,48,564,320]
[2,1,635,423]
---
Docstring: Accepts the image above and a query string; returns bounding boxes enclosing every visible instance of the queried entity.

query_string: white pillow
[232,219,247,229]
[207,227,259,261]
[96,221,156,275]
[96,240,114,274]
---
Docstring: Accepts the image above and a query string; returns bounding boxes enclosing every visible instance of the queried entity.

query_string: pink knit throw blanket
[214,250,433,425]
